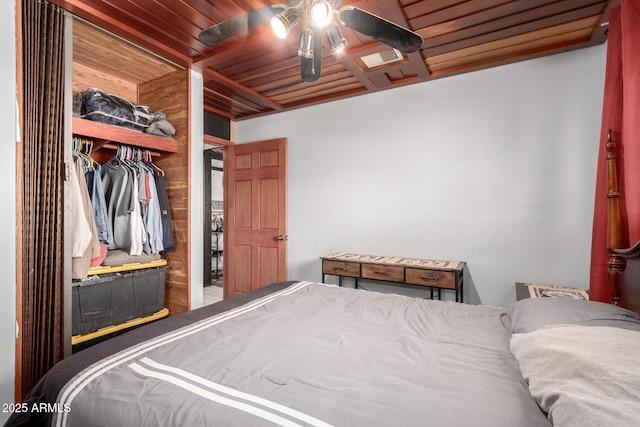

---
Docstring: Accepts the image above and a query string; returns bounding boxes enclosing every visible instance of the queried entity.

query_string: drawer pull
[420,276,438,281]
[374,271,390,276]
[334,267,346,271]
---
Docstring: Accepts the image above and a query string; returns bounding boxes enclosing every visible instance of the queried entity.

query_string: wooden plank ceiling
[52,0,617,121]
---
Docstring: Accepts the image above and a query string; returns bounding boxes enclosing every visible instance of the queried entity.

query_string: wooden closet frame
[14,0,24,402]
[65,22,193,314]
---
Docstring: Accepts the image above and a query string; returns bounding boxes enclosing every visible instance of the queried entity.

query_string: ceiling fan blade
[199,4,285,45]
[338,6,422,53]
[301,26,322,82]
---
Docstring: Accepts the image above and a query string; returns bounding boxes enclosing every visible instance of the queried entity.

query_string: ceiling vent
[360,49,404,68]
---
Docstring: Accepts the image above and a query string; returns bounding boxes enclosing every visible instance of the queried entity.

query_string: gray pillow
[508,297,640,334]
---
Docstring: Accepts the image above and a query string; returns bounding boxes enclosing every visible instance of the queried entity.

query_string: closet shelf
[71,308,169,345]
[72,117,179,153]
[88,259,167,275]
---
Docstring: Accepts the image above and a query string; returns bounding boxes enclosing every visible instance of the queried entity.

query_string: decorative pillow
[508,297,640,334]
[511,325,640,427]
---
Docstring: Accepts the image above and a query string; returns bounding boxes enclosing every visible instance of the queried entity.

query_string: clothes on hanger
[71,153,102,279]
[141,166,164,254]
[72,140,174,270]
[99,145,171,256]
[155,173,175,254]
[144,149,174,254]
[85,168,113,245]
[101,153,130,251]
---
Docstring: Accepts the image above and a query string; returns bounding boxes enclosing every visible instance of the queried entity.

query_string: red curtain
[590,0,640,302]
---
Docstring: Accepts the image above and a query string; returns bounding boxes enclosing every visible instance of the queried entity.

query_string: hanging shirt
[71,155,93,257]
[138,167,151,216]
[127,165,146,256]
[101,160,131,251]
[142,170,164,254]
[85,170,113,244]
[71,154,101,279]
[155,174,175,253]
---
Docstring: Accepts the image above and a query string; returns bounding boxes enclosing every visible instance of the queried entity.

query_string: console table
[321,252,465,302]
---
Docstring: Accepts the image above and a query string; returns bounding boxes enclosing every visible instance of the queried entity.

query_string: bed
[7,141,640,427]
[6,270,640,427]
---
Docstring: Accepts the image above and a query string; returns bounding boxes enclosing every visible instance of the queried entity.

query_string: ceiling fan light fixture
[311,0,333,26]
[199,1,423,82]
[326,22,347,54]
[271,8,300,39]
[297,26,314,58]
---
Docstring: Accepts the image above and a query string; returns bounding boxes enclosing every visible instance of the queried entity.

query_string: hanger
[123,145,141,175]
[82,137,100,172]
[135,148,154,174]
[144,149,164,176]
[72,136,93,172]
[106,144,122,168]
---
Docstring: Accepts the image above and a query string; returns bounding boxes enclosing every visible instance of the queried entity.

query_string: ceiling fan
[198,0,423,82]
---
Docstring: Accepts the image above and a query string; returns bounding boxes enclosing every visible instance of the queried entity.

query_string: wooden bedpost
[605,129,625,305]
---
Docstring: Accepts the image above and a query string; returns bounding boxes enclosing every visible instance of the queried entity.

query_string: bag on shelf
[75,88,151,132]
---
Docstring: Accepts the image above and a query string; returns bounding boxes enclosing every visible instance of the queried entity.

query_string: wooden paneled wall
[72,20,177,102]
[139,70,191,315]
[72,61,138,101]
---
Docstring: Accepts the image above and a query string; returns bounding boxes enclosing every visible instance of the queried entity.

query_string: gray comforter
[53,281,550,427]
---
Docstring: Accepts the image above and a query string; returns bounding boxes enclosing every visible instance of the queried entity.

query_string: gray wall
[236,45,606,308]
[1,0,17,421]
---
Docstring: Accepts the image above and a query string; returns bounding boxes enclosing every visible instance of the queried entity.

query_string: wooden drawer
[322,260,360,277]
[405,268,456,289]
[361,264,404,283]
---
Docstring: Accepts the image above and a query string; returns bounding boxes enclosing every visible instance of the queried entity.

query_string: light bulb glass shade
[297,26,314,59]
[326,22,347,54]
[271,8,299,39]
[311,0,332,26]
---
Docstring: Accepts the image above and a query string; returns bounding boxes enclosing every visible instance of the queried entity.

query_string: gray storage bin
[72,267,167,336]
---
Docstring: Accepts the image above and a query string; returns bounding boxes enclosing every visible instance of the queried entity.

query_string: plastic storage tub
[72,267,167,336]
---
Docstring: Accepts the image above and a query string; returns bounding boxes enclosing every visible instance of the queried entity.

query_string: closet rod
[99,142,162,157]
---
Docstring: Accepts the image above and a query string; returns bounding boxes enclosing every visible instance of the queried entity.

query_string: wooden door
[225,138,287,298]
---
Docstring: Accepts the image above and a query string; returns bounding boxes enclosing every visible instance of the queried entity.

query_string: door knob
[274,235,287,241]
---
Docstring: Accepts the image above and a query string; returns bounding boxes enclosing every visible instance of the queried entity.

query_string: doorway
[225,138,288,298]
[201,137,288,302]
[203,148,224,305]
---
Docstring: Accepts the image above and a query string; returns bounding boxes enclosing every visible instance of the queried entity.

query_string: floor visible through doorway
[203,285,223,305]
